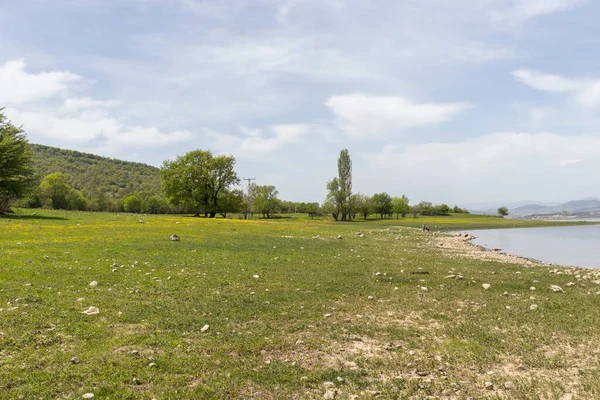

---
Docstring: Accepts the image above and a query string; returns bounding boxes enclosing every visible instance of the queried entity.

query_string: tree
[67,189,87,211]
[160,150,239,217]
[305,202,320,219]
[250,184,279,218]
[435,203,451,215]
[219,189,244,218]
[0,111,36,214]
[39,172,72,209]
[371,192,392,219]
[392,195,410,218]
[498,206,509,218]
[123,194,143,213]
[325,149,352,221]
[354,193,371,220]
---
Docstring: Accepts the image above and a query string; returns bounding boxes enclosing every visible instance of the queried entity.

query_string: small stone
[504,381,516,389]
[81,306,100,315]
[324,313,332,318]
[482,284,491,290]
[112,268,118,272]
[138,220,144,223]
[336,376,344,383]
[503,292,509,296]
[324,389,337,399]
[367,296,374,300]
[550,285,564,292]
[530,286,536,291]
[170,234,180,241]
[337,235,343,240]
[375,272,382,276]
[420,286,428,292]
[82,394,94,399]
[133,377,142,385]
[149,362,157,367]
[201,324,210,333]
[566,282,575,287]
[89,281,98,288]
[484,381,494,390]
[70,356,80,364]
[416,371,429,376]
[530,304,538,311]
[444,275,456,279]
[24,283,32,287]
[456,275,464,280]
[323,381,335,388]
[253,274,260,279]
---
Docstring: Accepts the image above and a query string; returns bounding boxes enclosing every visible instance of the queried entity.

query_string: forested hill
[31,144,161,199]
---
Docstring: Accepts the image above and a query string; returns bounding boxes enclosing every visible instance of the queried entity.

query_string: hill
[511,198,600,217]
[31,144,161,199]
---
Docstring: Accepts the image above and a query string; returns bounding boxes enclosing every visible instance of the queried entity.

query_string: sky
[1,0,600,207]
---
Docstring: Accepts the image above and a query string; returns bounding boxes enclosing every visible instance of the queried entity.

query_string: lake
[466,221,600,269]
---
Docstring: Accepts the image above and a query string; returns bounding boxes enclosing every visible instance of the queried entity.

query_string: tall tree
[250,184,279,218]
[160,150,239,217]
[325,149,353,221]
[0,111,36,214]
[392,195,410,218]
[39,172,72,210]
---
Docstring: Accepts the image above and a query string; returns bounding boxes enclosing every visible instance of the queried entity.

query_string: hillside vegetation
[31,144,161,199]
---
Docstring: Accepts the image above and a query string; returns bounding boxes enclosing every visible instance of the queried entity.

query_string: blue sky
[2,0,600,206]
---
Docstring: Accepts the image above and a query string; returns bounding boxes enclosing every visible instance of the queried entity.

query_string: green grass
[1,209,599,399]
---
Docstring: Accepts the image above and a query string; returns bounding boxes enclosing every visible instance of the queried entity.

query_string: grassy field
[1,210,599,399]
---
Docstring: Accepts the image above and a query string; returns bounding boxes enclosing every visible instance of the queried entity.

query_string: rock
[324,389,337,399]
[550,285,564,293]
[359,234,365,238]
[81,306,100,315]
[456,275,464,280]
[530,304,538,311]
[82,394,94,399]
[138,220,144,223]
[416,371,429,377]
[337,235,343,240]
[444,275,456,279]
[149,362,157,367]
[324,313,332,318]
[323,382,335,388]
[70,356,80,364]
[201,324,210,333]
[420,287,428,292]
[484,381,494,390]
[503,292,509,296]
[367,296,374,300]
[482,284,491,290]
[24,283,32,287]
[89,281,98,288]
[252,274,260,279]
[170,234,180,241]
[133,377,142,385]
[561,393,574,400]
[530,286,536,291]
[336,376,345,383]
[375,272,382,276]
[504,381,516,390]
[566,282,575,287]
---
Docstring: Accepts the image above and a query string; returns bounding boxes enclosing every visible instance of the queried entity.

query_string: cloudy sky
[2,0,599,206]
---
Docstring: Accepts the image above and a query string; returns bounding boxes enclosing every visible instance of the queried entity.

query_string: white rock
[252,274,260,279]
[82,394,95,399]
[482,284,491,290]
[504,381,515,389]
[324,313,332,318]
[324,389,337,399]
[367,296,374,300]
[566,282,575,287]
[201,324,210,333]
[530,286,536,291]
[89,281,98,288]
[530,304,538,311]
[323,382,335,388]
[81,306,100,315]
[420,287,428,292]
[550,285,564,293]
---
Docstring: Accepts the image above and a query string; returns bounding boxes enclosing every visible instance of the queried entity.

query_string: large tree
[160,150,239,217]
[371,192,392,219]
[0,112,36,214]
[250,184,279,218]
[39,172,73,210]
[392,195,410,218]
[325,149,352,221]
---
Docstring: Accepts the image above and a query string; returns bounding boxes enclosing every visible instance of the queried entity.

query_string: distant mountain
[510,198,600,217]
[461,200,561,214]
[31,144,161,199]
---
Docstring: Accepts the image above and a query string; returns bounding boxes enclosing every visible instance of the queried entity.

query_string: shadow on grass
[5,214,68,221]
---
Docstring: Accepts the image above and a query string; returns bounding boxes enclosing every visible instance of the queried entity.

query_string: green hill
[31,144,161,200]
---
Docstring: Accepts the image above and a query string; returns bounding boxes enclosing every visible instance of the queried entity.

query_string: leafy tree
[250,184,279,218]
[392,195,410,218]
[143,196,168,214]
[354,193,371,220]
[498,206,509,217]
[39,172,72,209]
[219,189,244,218]
[123,194,142,213]
[371,192,392,219]
[0,111,36,214]
[68,189,87,211]
[161,150,239,217]
[417,201,435,216]
[435,203,451,215]
[325,149,352,221]
[305,202,320,218]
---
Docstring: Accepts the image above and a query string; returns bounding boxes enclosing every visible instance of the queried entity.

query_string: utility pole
[243,177,255,219]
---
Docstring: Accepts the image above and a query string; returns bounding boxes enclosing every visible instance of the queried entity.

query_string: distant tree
[435,203,451,215]
[325,149,353,221]
[354,193,371,220]
[219,189,244,218]
[68,189,87,211]
[498,206,509,217]
[371,192,392,219]
[411,205,419,218]
[0,111,36,214]
[143,195,167,214]
[250,184,279,218]
[305,202,320,219]
[161,150,239,217]
[392,195,410,218]
[39,172,72,209]
[417,201,435,216]
[123,194,142,213]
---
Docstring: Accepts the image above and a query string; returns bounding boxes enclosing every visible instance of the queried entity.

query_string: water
[466,223,600,269]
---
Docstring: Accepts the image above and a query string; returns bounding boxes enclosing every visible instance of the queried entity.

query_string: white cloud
[513,68,600,107]
[361,131,600,202]
[326,93,470,139]
[490,0,584,25]
[208,124,310,159]
[0,59,82,105]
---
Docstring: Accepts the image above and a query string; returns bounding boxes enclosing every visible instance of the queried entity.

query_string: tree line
[0,111,472,218]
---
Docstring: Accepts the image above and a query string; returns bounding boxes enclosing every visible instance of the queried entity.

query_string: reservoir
[466,221,600,269]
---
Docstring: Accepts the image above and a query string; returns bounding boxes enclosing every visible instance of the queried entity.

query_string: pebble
[82,394,94,399]
[504,381,516,389]
[70,356,80,364]
[323,382,335,388]
[482,284,491,290]
[530,304,538,311]
[89,281,98,288]
[253,274,260,279]
[201,324,210,333]
[484,381,494,390]
[550,285,564,292]
[367,296,374,300]
[324,389,337,399]
[530,286,536,291]
[81,306,100,315]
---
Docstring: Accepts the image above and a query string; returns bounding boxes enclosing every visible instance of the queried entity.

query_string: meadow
[1,210,599,399]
